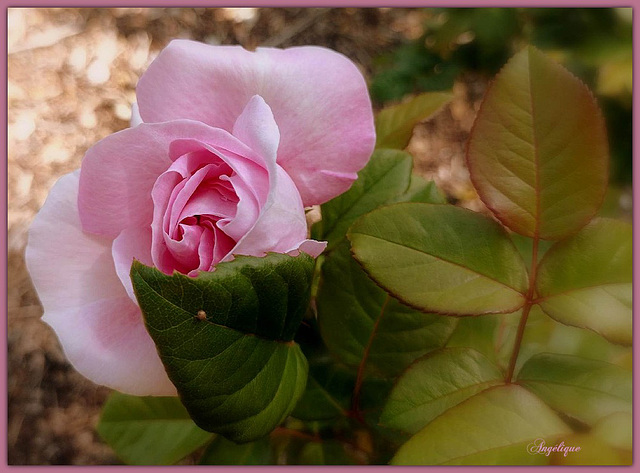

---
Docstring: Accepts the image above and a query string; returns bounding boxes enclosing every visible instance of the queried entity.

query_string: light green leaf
[375,91,452,149]
[391,384,570,465]
[317,240,456,378]
[348,203,528,315]
[316,149,443,251]
[549,433,631,466]
[380,348,503,435]
[199,436,272,465]
[591,412,632,451]
[393,173,447,204]
[516,353,632,425]
[467,46,608,240]
[536,218,632,345]
[97,393,212,465]
[131,253,313,443]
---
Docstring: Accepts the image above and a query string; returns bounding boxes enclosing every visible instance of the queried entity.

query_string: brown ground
[8,8,481,465]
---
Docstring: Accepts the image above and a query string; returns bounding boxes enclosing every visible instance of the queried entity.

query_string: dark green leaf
[381,348,503,435]
[97,393,212,465]
[131,253,314,443]
[516,353,632,425]
[391,384,570,465]
[318,240,456,378]
[296,440,358,465]
[349,203,529,315]
[292,361,352,421]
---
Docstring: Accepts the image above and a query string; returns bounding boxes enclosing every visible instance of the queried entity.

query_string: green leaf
[97,393,212,465]
[391,384,570,465]
[199,436,272,465]
[296,441,358,465]
[445,314,502,364]
[591,412,632,451]
[548,433,631,466]
[375,91,452,149]
[467,46,608,240]
[393,173,447,204]
[317,149,412,251]
[316,149,444,252]
[131,253,314,443]
[516,353,632,425]
[317,240,456,378]
[380,348,503,435]
[535,218,632,345]
[291,361,352,421]
[348,203,529,315]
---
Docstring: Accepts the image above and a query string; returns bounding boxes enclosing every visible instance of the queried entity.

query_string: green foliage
[313,149,414,251]
[313,148,445,251]
[375,92,452,149]
[295,440,358,465]
[349,203,529,315]
[380,348,503,434]
[291,361,352,421]
[516,353,632,425]
[130,254,313,443]
[97,393,212,465]
[199,436,273,465]
[349,46,629,466]
[467,46,608,240]
[391,385,570,465]
[318,240,456,378]
[536,219,632,345]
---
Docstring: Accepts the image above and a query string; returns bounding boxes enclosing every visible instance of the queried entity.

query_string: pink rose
[26,40,375,396]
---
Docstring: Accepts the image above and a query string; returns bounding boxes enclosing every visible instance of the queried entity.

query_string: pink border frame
[2,1,636,471]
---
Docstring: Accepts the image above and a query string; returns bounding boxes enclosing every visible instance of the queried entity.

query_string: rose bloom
[26,40,375,395]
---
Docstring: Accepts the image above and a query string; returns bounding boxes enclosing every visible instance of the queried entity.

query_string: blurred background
[7,7,632,465]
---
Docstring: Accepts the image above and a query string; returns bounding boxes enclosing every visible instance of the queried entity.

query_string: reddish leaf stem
[350,294,390,422]
[506,236,539,383]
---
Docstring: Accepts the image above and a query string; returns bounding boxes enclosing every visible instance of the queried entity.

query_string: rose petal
[79,120,264,238]
[228,166,308,259]
[47,296,176,396]
[26,171,123,310]
[112,227,153,302]
[26,172,174,395]
[136,40,376,205]
[232,95,280,166]
[286,239,327,258]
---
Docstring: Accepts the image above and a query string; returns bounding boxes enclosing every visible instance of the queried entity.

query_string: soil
[7,7,481,465]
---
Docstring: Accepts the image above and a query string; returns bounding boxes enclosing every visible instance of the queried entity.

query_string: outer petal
[136,40,376,205]
[226,97,310,258]
[286,239,327,258]
[228,165,309,258]
[26,172,176,395]
[112,227,153,302]
[79,120,265,237]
